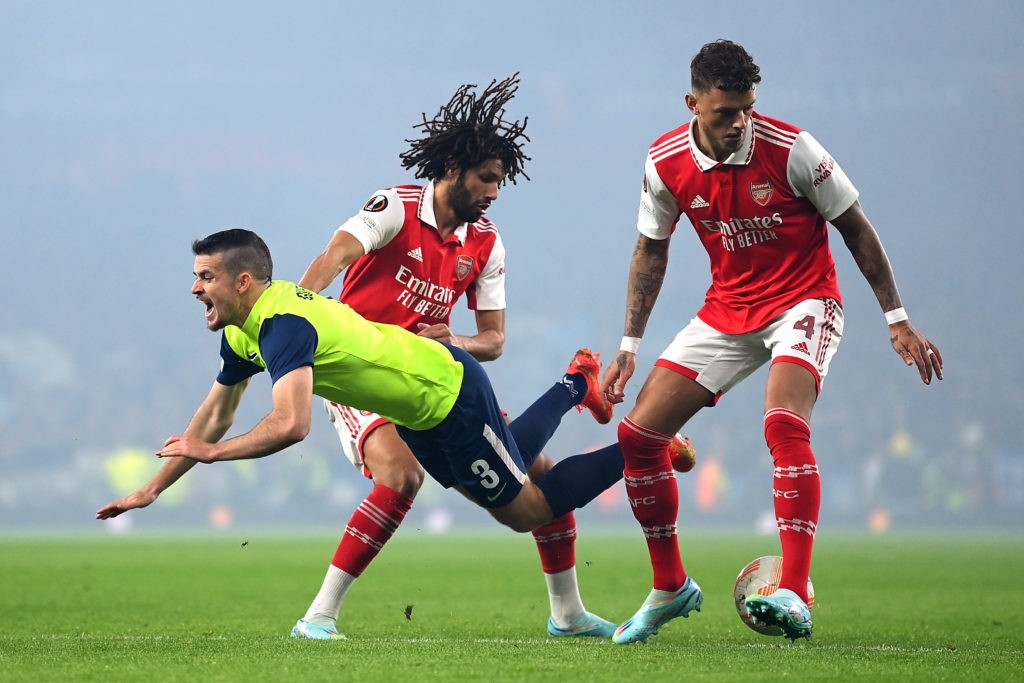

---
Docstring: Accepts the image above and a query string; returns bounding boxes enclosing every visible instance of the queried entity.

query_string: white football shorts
[656,298,844,399]
[323,399,389,478]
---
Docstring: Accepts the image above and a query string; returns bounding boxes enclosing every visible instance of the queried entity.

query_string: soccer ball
[669,434,696,473]
[733,555,814,636]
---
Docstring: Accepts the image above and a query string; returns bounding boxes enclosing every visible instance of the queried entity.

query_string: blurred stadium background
[2,1,1021,536]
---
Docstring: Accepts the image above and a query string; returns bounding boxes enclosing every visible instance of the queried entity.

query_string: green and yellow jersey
[216,280,463,431]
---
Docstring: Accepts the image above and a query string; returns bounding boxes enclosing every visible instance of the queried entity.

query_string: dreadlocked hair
[400,73,531,185]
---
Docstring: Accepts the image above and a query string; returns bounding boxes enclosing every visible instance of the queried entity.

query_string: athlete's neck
[692,123,722,162]
[432,182,459,237]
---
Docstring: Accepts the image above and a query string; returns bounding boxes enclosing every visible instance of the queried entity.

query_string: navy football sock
[508,380,579,467]
[536,443,625,518]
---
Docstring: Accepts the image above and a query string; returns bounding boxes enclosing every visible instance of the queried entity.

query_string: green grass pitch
[1,531,1021,681]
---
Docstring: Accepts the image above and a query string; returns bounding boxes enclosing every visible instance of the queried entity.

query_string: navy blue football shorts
[396,343,528,508]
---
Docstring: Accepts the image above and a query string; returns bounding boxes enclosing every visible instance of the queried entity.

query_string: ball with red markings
[733,555,815,636]
[669,434,696,473]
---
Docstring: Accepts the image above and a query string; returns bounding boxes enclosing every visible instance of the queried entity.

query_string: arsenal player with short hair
[602,39,943,644]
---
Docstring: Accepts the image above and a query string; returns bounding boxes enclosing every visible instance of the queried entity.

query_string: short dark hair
[192,228,273,282]
[690,39,761,94]
[399,73,531,185]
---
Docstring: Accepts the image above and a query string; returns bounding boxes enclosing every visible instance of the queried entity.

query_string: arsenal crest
[749,180,773,207]
[455,255,474,281]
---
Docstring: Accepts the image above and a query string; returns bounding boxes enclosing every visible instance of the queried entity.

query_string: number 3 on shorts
[470,459,500,489]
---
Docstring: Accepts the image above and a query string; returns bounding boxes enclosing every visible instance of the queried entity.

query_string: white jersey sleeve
[336,187,406,254]
[637,153,681,239]
[471,231,506,311]
[787,132,860,221]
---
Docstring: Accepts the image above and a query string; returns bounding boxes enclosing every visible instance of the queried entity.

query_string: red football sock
[532,511,577,574]
[619,417,685,591]
[764,408,820,602]
[331,484,413,577]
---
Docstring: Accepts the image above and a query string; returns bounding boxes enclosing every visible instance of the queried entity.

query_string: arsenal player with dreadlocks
[290,74,620,640]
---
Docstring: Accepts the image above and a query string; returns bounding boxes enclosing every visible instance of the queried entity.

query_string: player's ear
[685,92,699,114]
[236,271,253,293]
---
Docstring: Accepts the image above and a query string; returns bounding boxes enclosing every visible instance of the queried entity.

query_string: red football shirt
[639,111,859,334]
[335,182,505,331]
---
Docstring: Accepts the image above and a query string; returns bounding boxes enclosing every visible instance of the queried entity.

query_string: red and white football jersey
[335,182,506,330]
[639,111,859,334]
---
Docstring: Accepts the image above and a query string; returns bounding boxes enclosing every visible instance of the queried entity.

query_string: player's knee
[383,463,425,498]
[493,512,537,534]
[763,408,813,463]
[504,518,535,533]
[389,473,423,498]
[763,409,811,443]
[526,452,555,482]
[491,484,552,532]
[364,454,425,497]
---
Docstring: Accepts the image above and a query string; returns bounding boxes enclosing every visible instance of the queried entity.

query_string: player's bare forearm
[417,322,505,361]
[297,254,341,294]
[624,234,670,338]
[465,309,505,361]
[418,309,505,362]
[158,418,303,463]
[182,379,248,443]
[831,202,943,385]
[298,230,365,294]
[158,403,307,463]
[95,380,246,519]
[148,456,198,494]
[160,369,313,463]
[458,328,505,361]
[601,234,668,402]
[831,201,902,312]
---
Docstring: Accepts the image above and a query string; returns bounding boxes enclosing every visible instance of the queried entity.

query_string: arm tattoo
[625,237,669,337]
[835,206,902,313]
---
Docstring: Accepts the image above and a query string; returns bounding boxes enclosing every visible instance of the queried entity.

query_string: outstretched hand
[889,321,943,385]
[156,435,218,463]
[96,489,157,520]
